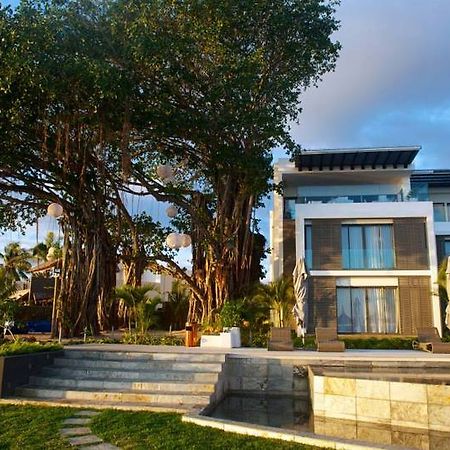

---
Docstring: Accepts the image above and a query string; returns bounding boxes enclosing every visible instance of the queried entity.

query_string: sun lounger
[412,327,450,353]
[267,327,294,351]
[315,327,345,352]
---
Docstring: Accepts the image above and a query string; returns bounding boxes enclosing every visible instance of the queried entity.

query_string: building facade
[271,146,450,336]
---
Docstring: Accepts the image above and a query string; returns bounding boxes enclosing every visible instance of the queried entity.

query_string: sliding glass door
[337,287,398,333]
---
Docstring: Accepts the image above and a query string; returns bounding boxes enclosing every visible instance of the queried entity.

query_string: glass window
[283,198,296,220]
[305,225,312,269]
[433,203,446,222]
[444,239,450,257]
[337,287,398,333]
[342,225,395,269]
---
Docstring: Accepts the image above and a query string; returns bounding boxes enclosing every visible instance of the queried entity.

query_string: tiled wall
[309,369,450,433]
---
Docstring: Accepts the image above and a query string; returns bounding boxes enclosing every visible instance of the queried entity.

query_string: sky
[2,0,450,278]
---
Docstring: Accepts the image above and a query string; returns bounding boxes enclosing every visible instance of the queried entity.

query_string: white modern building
[271,146,450,336]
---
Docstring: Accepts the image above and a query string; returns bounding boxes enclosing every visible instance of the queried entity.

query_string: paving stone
[75,410,100,417]
[79,444,120,450]
[64,418,92,425]
[68,434,103,446]
[60,427,92,436]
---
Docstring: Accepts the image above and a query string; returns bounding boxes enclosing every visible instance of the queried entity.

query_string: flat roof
[295,146,420,171]
[411,170,450,187]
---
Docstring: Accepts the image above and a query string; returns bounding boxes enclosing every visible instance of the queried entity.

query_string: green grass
[91,410,319,450]
[0,341,62,356]
[0,405,74,450]
[0,406,322,450]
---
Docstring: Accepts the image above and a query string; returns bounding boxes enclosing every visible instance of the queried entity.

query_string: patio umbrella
[292,258,308,343]
[446,256,450,331]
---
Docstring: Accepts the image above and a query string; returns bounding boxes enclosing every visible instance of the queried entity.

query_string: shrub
[121,332,184,346]
[0,340,62,356]
[218,301,243,328]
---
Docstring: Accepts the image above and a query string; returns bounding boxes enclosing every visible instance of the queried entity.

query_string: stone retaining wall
[309,367,450,433]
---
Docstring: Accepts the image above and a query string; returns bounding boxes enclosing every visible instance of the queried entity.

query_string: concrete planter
[0,350,63,397]
[200,327,241,348]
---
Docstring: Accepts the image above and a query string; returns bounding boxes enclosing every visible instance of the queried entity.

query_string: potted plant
[219,301,242,348]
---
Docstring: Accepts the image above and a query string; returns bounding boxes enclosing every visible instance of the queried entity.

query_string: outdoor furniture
[412,327,450,353]
[267,327,294,351]
[315,327,345,352]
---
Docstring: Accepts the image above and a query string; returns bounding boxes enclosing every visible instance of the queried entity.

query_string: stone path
[60,410,120,449]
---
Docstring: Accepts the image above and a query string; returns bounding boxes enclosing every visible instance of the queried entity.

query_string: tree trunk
[56,214,116,337]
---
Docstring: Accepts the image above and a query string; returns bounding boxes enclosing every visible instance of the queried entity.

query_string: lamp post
[47,203,63,339]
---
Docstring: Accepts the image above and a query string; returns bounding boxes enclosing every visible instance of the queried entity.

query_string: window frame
[336,286,399,334]
[341,224,396,270]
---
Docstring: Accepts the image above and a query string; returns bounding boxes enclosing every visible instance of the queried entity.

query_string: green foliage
[32,232,62,262]
[252,277,295,328]
[343,337,414,350]
[0,340,62,356]
[115,284,161,334]
[160,280,191,331]
[0,267,17,325]
[219,301,244,328]
[121,332,184,346]
[0,242,31,281]
[293,335,316,350]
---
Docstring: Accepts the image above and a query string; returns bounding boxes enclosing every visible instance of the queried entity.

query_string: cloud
[291,0,450,168]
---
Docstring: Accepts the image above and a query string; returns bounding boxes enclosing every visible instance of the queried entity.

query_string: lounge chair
[412,327,450,353]
[315,327,345,352]
[267,327,294,351]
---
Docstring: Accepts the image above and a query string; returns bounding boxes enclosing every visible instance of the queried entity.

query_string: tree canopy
[0,0,340,333]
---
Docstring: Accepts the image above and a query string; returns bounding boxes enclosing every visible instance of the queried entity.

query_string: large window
[433,203,450,222]
[337,287,398,333]
[305,225,312,269]
[342,224,395,269]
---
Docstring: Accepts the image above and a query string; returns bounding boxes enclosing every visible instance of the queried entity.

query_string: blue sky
[2,1,450,278]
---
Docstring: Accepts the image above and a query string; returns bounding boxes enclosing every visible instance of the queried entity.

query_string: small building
[271,146,450,336]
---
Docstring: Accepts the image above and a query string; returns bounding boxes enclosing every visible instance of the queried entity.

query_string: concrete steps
[40,366,219,382]
[13,348,226,412]
[28,375,216,393]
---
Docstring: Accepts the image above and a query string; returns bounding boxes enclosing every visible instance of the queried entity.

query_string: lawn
[0,405,321,450]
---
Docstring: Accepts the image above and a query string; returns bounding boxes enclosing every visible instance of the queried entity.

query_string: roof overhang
[294,146,420,172]
[411,170,450,187]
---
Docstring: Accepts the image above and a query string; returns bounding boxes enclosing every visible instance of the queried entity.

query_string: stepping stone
[60,427,92,436]
[68,434,103,446]
[75,410,100,417]
[64,418,92,426]
[79,444,120,450]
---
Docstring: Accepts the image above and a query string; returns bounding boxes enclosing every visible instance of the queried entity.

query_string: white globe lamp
[166,232,180,249]
[156,164,174,181]
[166,205,178,218]
[181,234,192,247]
[47,203,63,218]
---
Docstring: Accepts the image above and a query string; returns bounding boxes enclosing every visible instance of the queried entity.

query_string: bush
[218,301,243,328]
[121,332,184,346]
[343,337,414,350]
[0,340,62,356]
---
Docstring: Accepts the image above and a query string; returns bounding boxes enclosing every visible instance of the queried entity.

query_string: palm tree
[252,277,295,328]
[114,284,161,334]
[165,280,190,330]
[32,232,62,263]
[0,242,31,281]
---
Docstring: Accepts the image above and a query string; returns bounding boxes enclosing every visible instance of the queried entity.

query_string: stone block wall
[223,356,309,396]
[309,368,450,433]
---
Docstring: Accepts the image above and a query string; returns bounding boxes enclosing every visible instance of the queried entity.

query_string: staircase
[14,348,227,412]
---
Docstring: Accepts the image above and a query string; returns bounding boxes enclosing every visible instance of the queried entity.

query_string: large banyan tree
[0,0,340,333]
